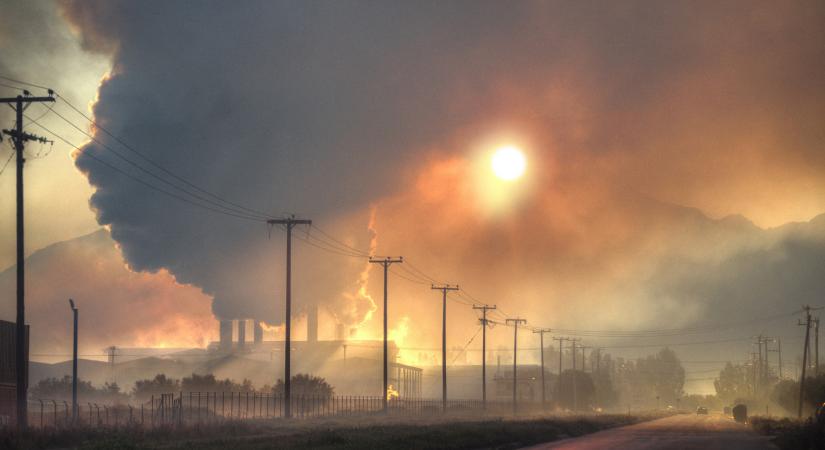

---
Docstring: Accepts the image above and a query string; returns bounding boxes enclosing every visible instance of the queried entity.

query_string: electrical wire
[29,121,266,222]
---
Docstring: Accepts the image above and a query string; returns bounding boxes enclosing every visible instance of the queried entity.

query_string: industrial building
[207,305,422,399]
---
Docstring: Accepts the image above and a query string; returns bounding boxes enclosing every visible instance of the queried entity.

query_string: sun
[491,146,526,181]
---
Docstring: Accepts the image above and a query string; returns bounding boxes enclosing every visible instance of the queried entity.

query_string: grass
[749,416,825,450]
[1,413,653,449]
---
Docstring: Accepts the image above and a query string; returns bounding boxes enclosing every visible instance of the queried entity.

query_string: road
[526,413,777,450]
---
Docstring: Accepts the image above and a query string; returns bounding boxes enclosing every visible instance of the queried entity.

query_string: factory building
[209,305,421,399]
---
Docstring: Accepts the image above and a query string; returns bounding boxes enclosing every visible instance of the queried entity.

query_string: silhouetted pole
[369,256,403,413]
[815,317,820,375]
[533,328,551,409]
[580,346,590,373]
[570,338,581,411]
[267,216,311,418]
[69,299,78,422]
[778,338,782,379]
[506,318,527,414]
[553,336,569,377]
[432,284,458,413]
[473,304,496,409]
[797,306,822,418]
[1,90,55,429]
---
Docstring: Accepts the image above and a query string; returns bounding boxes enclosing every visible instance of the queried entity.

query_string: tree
[30,375,94,401]
[636,348,685,404]
[555,370,595,410]
[592,370,619,408]
[29,376,128,403]
[133,374,181,400]
[714,362,750,402]
[181,373,253,392]
[771,374,825,416]
[273,374,334,397]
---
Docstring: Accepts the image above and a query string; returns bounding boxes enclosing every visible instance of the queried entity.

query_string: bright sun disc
[491,146,526,180]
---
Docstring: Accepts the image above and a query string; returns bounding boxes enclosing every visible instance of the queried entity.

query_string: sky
[1,0,824,395]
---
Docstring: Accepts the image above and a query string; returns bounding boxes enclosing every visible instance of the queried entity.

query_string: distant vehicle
[696,406,708,415]
[732,404,747,423]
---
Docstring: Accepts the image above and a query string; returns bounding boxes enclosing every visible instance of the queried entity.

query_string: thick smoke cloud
[58,0,825,354]
[0,230,215,358]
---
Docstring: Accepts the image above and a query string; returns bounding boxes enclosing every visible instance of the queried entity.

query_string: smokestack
[220,320,232,350]
[307,304,318,343]
[253,320,263,344]
[237,319,246,348]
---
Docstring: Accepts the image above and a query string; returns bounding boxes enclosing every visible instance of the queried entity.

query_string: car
[696,406,708,415]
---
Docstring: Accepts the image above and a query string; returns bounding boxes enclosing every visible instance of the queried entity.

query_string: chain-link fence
[25,394,530,428]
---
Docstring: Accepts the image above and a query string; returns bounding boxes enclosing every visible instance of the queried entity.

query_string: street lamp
[68,299,78,423]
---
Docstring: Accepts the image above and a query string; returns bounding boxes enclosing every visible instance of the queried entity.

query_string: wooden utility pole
[533,328,551,409]
[814,317,820,375]
[369,256,403,413]
[552,336,570,377]
[579,346,591,373]
[506,318,527,414]
[778,338,783,379]
[431,284,459,413]
[797,306,823,417]
[69,299,78,422]
[267,216,311,418]
[570,338,581,411]
[473,304,496,409]
[1,90,54,430]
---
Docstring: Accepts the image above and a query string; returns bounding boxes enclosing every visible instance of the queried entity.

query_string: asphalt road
[526,413,778,450]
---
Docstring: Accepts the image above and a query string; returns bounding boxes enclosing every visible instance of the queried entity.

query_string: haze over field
[1,0,824,397]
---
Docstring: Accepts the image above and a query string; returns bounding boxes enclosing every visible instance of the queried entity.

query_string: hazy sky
[1,0,824,394]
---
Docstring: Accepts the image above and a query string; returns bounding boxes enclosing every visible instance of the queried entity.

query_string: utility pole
[431,284,459,413]
[768,337,782,380]
[570,338,581,411]
[473,304,496,409]
[594,347,602,375]
[552,336,570,410]
[107,346,117,384]
[814,317,820,375]
[552,336,569,377]
[579,346,591,373]
[533,328,551,410]
[267,216,311,418]
[778,338,782,379]
[69,299,78,422]
[506,318,527,415]
[1,89,55,429]
[753,335,764,389]
[797,306,823,418]
[369,256,403,413]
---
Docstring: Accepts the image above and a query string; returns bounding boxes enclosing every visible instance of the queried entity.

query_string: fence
[24,393,531,429]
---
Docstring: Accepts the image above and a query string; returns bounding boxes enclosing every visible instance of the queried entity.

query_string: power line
[46,105,273,221]
[29,120,266,222]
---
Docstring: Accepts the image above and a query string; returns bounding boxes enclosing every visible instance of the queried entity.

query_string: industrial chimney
[219,320,232,350]
[253,320,263,344]
[237,319,246,348]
